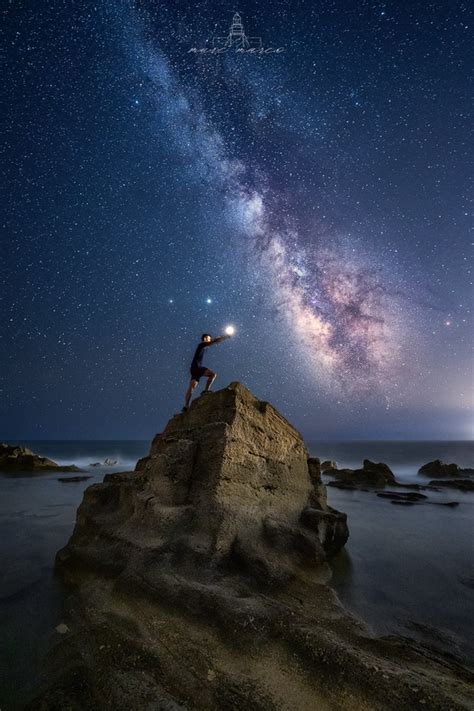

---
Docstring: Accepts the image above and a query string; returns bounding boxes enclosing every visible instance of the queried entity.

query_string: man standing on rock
[183,332,232,412]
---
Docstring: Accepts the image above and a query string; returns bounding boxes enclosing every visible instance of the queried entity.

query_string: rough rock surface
[55,382,348,587]
[0,443,81,472]
[27,384,473,710]
[419,460,474,478]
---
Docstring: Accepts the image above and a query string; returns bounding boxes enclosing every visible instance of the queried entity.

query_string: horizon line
[3,437,473,444]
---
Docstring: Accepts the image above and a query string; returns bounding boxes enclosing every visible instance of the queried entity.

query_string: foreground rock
[419,460,474,478]
[0,443,81,472]
[55,382,348,587]
[28,384,473,710]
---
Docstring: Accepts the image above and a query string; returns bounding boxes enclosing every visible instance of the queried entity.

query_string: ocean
[0,439,473,709]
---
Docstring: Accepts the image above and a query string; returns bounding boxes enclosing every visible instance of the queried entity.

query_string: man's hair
[201,333,211,340]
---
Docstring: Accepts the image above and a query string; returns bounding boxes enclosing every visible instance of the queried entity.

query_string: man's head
[201,333,212,343]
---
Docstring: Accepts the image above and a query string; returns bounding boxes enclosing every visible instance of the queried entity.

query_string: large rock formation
[56,382,348,587]
[28,384,473,710]
[0,443,81,472]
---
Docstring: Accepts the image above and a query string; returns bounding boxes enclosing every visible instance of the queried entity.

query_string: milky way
[129,6,411,398]
[233,189,407,393]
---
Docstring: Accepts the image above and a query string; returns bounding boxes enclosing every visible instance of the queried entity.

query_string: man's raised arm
[210,335,231,345]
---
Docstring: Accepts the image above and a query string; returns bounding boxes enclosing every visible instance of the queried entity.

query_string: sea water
[0,440,473,708]
[308,440,474,669]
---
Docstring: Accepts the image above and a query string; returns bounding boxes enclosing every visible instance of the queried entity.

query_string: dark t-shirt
[191,342,208,370]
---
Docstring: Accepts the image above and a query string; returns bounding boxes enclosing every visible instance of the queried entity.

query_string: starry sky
[2,0,472,440]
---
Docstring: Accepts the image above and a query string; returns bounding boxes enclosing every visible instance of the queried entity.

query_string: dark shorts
[190,366,208,382]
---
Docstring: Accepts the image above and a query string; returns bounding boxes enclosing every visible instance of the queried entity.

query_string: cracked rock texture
[27,383,473,710]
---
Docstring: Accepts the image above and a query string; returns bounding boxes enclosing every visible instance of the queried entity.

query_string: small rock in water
[418,459,474,478]
[390,500,420,506]
[57,476,92,483]
[329,460,396,489]
[428,478,474,492]
[377,491,427,502]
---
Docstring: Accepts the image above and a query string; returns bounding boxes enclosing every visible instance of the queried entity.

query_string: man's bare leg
[203,369,217,392]
[184,379,198,408]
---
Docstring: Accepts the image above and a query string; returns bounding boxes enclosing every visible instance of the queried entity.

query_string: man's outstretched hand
[212,334,232,344]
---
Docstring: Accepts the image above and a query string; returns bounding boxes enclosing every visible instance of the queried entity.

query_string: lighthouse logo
[189,13,285,55]
[214,13,262,50]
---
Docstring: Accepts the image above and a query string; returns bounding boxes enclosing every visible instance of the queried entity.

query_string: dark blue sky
[2,1,472,440]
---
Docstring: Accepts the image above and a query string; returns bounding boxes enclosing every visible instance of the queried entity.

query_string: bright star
[206,298,212,304]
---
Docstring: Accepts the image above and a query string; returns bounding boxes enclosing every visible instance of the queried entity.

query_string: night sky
[2,1,472,440]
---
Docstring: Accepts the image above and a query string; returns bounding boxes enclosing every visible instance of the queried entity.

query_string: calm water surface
[308,440,474,668]
[1,440,473,708]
